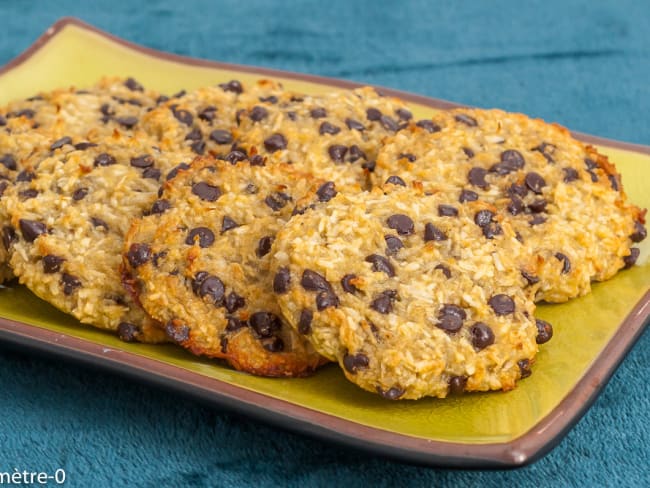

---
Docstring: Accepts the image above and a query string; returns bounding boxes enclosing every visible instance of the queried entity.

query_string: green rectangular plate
[0,17,648,469]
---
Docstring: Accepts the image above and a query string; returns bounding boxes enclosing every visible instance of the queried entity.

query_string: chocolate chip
[470,322,495,350]
[533,142,556,163]
[256,236,274,258]
[448,376,467,395]
[366,108,382,121]
[555,252,571,274]
[261,336,284,352]
[379,115,399,132]
[462,147,475,158]
[265,192,292,211]
[630,222,647,243]
[126,243,151,268]
[298,309,313,334]
[185,227,215,248]
[608,174,620,191]
[249,312,282,338]
[219,80,243,94]
[0,115,6,126]
[474,210,494,227]
[191,182,221,202]
[361,160,376,172]
[482,222,503,239]
[224,149,247,164]
[42,255,64,274]
[249,154,266,166]
[508,183,528,198]
[199,275,225,305]
[518,359,532,379]
[438,205,458,217]
[165,320,190,343]
[365,254,395,277]
[74,142,98,151]
[435,264,451,278]
[424,223,447,242]
[171,108,193,126]
[535,319,553,344]
[18,189,38,200]
[468,167,488,189]
[130,155,154,168]
[225,317,246,332]
[376,386,405,400]
[347,145,366,162]
[528,199,547,213]
[149,199,170,215]
[185,128,202,142]
[316,290,339,310]
[309,107,327,119]
[459,189,478,203]
[346,118,365,131]
[301,269,333,292]
[264,133,287,152]
[384,235,403,255]
[115,116,138,128]
[562,167,579,183]
[61,273,81,295]
[385,175,406,186]
[19,219,47,242]
[0,154,16,171]
[91,217,109,230]
[273,267,291,294]
[50,136,72,150]
[455,114,478,126]
[221,216,239,233]
[328,144,347,162]
[521,270,540,285]
[2,226,16,250]
[623,248,640,269]
[499,149,525,172]
[16,170,35,182]
[343,352,369,374]
[341,274,360,294]
[224,292,245,313]
[529,215,547,226]
[166,163,190,180]
[124,77,144,91]
[117,322,140,342]
[198,105,217,122]
[209,129,233,145]
[395,108,412,121]
[316,181,337,202]
[72,188,88,201]
[249,106,268,122]
[386,214,414,235]
[525,172,546,194]
[370,290,396,314]
[94,153,116,167]
[585,158,598,170]
[488,294,515,315]
[415,119,441,133]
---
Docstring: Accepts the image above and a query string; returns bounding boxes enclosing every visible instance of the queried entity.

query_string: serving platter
[0,17,648,468]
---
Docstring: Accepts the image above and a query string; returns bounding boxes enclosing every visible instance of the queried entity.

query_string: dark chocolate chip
[376,386,405,400]
[91,217,109,230]
[72,188,89,201]
[256,236,274,258]
[259,95,278,104]
[209,129,233,145]
[448,376,467,395]
[0,154,16,171]
[585,158,598,170]
[298,309,313,334]
[143,167,161,180]
[554,252,571,274]
[518,359,532,379]
[2,226,16,250]
[482,222,503,239]
[365,254,395,277]
[185,227,215,248]
[198,105,217,122]
[264,192,292,211]
[224,149,247,165]
[249,105,268,122]
[166,163,190,180]
[42,254,64,274]
[468,167,489,189]
[521,270,540,285]
[124,77,144,92]
[316,290,339,310]
[434,264,451,279]
[507,196,524,216]
[608,174,620,191]
[395,108,412,121]
[249,154,266,166]
[310,107,327,119]
[316,181,337,202]
[221,216,239,233]
[528,199,547,213]
[474,210,494,227]
[219,80,243,94]
[347,145,367,162]
[19,219,47,242]
[150,199,171,215]
[343,352,369,374]
[630,221,647,243]
[386,214,414,235]
[341,274,360,294]
[345,118,365,131]
[74,142,98,151]
[415,119,441,133]
[249,312,282,338]
[191,182,221,202]
[535,319,553,344]
[623,248,640,269]
[455,114,478,126]
[438,205,458,217]
[199,276,225,305]
[470,322,495,350]
[130,155,154,168]
[385,175,406,186]
[436,304,466,333]
[94,153,116,167]
[115,116,138,128]
[50,136,72,150]
[366,108,382,121]
[562,167,579,183]
[225,317,246,332]
[117,322,140,342]
[525,172,546,194]
[165,321,190,343]
[172,108,193,126]
[462,147,475,158]
[361,160,376,172]
[301,269,333,292]
[508,183,528,198]
[273,267,291,294]
[328,144,347,162]
[61,273,81,295]
[261,336,284,352]
[533,142,556,163]
[384,235,403,255]
[18,189,38,200]
[488,294,515,315]
[16,170,35,182]
[184,128,202,141]
[0,115,6,126]
[529,215,547,226]
[499,149,525,171]
[126,243,151,268]
[459,189,478,203]
[224,292,245,314]
[424,223,447,242]
[370,290,396,314]
[264,133,287,152]
[379,115,399,132]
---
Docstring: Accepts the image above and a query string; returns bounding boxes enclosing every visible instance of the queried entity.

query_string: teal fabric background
[1,1,649,486]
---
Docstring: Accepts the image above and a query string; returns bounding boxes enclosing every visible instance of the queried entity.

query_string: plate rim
[0,16,648,469]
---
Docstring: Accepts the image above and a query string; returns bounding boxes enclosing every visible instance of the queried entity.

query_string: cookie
[1,132,191,342]
[234,86,413,191]
[373,109,647,302]
[123,157,326,377]
[270,187,543,399]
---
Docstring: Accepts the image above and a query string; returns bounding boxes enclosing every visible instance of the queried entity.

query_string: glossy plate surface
[0,17,648,469]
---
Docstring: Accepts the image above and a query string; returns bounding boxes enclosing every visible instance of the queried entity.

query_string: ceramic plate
[0,17,648,469]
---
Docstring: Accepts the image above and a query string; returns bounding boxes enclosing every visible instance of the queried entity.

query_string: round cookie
[234,86,414,191]
[1,132,191,342]
[270,187,543,399]
[373,109,647,302]
[123,157,326,377]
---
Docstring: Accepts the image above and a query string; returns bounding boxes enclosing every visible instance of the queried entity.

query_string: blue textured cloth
[1,1,649,486]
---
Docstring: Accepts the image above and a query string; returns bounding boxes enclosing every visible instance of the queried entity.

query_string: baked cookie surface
[373,109,647,302]
[270,187,542,399]
[1,133,191,342]
[123,157,326,377]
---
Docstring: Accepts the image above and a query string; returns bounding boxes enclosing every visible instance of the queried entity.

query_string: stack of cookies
[0,77,645,399]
